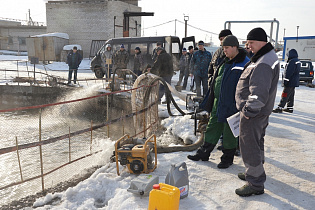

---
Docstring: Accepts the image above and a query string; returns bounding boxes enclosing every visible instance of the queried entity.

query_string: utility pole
[135,21,138,36]
[114,16,116,38]
[28,9,34,26]
[175,19,177,36]
[184,15,189,37]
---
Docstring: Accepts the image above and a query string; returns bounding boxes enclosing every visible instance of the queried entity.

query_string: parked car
[281,60,314,85]
[299,60,314,84]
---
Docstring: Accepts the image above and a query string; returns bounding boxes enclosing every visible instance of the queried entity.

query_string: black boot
[187,142,215,161]
[217,148,236,169]
[272,107,283,113]
[283,107,293,113]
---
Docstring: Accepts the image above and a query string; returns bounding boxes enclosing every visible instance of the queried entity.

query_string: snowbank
[63,45,82,51]
[31,32,69,40]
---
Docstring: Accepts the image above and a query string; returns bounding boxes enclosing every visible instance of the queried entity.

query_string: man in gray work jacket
[235,27,280,197]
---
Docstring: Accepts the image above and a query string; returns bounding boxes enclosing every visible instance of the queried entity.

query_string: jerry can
[165,162,189,199]
[127,174,159,196]
[148,183,180,210]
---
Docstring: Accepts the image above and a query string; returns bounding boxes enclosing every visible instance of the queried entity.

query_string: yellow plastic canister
[148,183,180,210]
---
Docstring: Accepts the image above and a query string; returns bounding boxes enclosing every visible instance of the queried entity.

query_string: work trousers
[194,75,208,97]
[159,76,172,101]
[68,68,78,84]
[278,86,295,109]
[204,97,237,149]
[239,112,269,191]
[177,69,189,89]
[103,64,112,78]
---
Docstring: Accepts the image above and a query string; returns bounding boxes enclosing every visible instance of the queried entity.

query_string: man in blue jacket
[273,49,301,113]
[187,35,249,169]
[190,40,212,97]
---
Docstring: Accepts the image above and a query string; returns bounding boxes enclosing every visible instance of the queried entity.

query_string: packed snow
[1,53,315,209]
[31,32,69,40]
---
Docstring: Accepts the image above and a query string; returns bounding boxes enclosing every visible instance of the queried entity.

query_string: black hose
[142,75,205,153]
[143,76,194,117]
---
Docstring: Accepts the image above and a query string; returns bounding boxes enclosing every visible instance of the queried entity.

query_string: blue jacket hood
[288,49,298,60]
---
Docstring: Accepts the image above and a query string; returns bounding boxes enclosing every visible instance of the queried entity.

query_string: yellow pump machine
[111,134,157,175]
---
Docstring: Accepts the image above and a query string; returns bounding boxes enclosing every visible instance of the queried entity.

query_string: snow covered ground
[1,54,315,209]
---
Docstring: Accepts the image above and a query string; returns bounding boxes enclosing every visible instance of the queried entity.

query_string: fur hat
[247,27,267,42]
[222,35,239,47]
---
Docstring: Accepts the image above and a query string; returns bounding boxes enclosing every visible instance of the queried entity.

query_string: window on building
[8,36,13,45]
[18,37,26,45]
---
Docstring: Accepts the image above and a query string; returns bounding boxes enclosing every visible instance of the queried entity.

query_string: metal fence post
[142,98,146,138]
[135,106,138,136]
[122,110,125,136]
[90,120,93,153]
[39,108,45,192]
[26,61,30,78]
[15,136,23,182]
[69,127,71,162]
[107,95,109,138]
[17,60,19,78]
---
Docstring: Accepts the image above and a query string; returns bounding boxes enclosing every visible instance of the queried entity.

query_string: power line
[143,19,175,30]
[143,19,218,36]
[176,20,219,36]
[143,19,246,40]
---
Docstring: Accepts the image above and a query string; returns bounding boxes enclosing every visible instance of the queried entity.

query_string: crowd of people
[65,27,303,197]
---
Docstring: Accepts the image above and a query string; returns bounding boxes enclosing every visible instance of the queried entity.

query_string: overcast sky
[1,0,314,46]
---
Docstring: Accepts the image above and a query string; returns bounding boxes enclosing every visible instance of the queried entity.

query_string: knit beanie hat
[222,35,239,47]
[247,27,267,42]
[198,40,205,45]
[219,29,232,38]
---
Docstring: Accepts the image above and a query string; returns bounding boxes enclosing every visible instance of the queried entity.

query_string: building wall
[46,0,141,58]
[0,21,46,52]
[283,36,315,61]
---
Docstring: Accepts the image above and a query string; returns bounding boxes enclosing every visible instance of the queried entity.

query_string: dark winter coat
[191,49,212,77]
[203,49,249,122]
[179,53,189,72]
[67,51,82,69]
[208,47,226,76]
[235,43,280,118]
[152,46,160,62]
[283,49,301,87]
[216,49,250,122]
[151,50,173,77]
[134,51,144,72]
[114,49,129,69]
